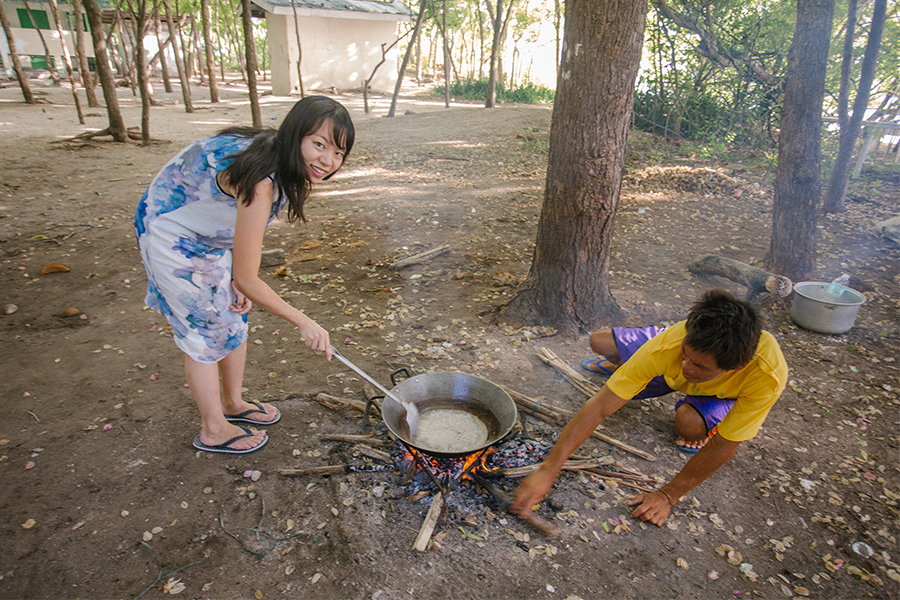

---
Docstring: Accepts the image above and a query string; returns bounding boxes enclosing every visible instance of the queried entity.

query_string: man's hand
[627,490,676,527]
[511,467,558,517]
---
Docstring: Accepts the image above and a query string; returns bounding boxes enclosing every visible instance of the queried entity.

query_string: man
[511,289,788,526]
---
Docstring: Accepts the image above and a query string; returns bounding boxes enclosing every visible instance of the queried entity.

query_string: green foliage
[435,78,555,105]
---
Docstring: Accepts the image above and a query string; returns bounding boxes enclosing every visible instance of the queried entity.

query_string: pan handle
[390,367,414,386]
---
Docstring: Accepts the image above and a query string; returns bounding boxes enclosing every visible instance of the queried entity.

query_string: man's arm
[511,385,629,516]
[628,433,740,526]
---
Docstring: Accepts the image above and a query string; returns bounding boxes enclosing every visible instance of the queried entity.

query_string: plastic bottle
[826,273,850,297]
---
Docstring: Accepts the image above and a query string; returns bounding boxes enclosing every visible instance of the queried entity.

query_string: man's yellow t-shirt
[605,321,788,442]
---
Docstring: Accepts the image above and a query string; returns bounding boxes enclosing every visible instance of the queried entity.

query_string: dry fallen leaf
[677,557,689,570]
[163,577,185,595]
[254,590,263,599]
[22,518,36,529]
[142,531,153,541]
[59,307,80,317]
[42,263,71,275]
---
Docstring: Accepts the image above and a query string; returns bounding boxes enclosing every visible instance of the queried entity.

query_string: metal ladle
[330,346,419,436]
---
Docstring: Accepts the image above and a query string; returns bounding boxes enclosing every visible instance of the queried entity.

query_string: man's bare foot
[676,435,710,452]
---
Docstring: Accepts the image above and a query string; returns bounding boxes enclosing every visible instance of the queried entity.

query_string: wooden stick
[537,348,601,396]
[495,457,615,478]
[353,444,392,464]
[392,245,450,270]
[412,491,443,552]
[315,393,368,413]
[279,465,349,477]
[320,434,391,446]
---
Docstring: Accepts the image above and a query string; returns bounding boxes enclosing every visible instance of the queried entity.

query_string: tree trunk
[155,18,174,93]
[767,0,834,280]
[442,0,450,107]
[822,0,886,213]
[200,0,219,102]
[48,0,86,124]
[82,0,128,141]
[0,1,36,103]
[500,0,647,333]
[72,0,99,106]
[289,0,305,96]
[389,0,427,118]
[23,0,60,84]
[241,0,262,127]
[485,0,502,108]
[162,0,193,112]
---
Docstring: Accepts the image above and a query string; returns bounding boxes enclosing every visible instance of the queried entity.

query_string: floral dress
[135,134,285,363]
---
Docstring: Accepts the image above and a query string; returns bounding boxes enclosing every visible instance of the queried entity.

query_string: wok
[382,371,518,459]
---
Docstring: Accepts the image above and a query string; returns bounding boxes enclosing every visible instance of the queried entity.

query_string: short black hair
[684,289,762,371]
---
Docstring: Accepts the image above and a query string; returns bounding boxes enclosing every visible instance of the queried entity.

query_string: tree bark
[289,0,304,96]
[200,0,219,102]
[389,0,428,118]
[485,0,502,108]
[48,0,86,124]
[22,0,60,84]
[240,0,262,127]
[767,0,835,280]
[72,0,99,107]
[499,0,646,333]
[154,17,174,93]
[822,0,886,213]
[162,0,193,112]
[688,255,793,298]
[0,2,36,103]
[82,0,128,141]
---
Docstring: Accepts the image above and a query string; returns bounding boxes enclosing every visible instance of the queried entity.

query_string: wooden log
[315,393,368,413]
[320,434,391,446]
[688,255,792,298]
[412,491,444,552]
[279,465,350,477]
[392,245,450,270]
[353,444,393,464]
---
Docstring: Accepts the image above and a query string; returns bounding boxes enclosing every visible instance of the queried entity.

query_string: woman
[135,96,354,454]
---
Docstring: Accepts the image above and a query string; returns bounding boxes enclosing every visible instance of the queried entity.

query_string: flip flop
[582,358,616,375]
[225,401,281,425]
[677,444,700,454]
[193,425,268,454]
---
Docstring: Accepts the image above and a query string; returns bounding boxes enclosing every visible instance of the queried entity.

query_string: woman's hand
[229,282,252,314]
[298,318,332,359]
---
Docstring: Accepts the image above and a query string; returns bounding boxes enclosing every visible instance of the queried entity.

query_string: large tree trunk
[200,0,219,102]
[48,0,86,124]
[240,0,262,127]
[83,0,128,141]
[500,0,647,333]
[822,0,887,213]
[767,0,835,280]
[22,0,60,84]
[485,0,502,108]
[388,0,428,118]
[72,0,99,107]
[162,0,193,112]
[0,2,36,103]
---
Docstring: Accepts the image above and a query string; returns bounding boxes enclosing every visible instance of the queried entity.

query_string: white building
[249,0,411,95]
[0,0,94,75]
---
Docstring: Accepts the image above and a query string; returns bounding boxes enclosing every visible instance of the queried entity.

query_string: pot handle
[390,367,414,386]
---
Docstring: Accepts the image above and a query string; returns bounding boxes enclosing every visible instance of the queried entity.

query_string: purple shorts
[612,326,736,433]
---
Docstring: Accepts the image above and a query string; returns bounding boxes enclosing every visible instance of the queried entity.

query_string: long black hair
[218,96,355,222]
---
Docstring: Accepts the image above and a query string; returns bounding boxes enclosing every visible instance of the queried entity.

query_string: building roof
[251,0,412,18]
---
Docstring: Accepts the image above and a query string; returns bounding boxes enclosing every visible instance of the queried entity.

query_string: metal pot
[382,371,518,459]
[791,281,866,334]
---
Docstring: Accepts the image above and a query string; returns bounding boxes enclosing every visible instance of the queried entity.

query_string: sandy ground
[1,76,899,600]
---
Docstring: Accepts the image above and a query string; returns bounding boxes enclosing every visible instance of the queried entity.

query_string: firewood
[688,255,793,298]
[412,491,444,552]
[353,444,393,464]
[315,393,368,413]
[391,245,450,269]
[278,465,350,477]
[537,348,602,396]
[320,434,391,446]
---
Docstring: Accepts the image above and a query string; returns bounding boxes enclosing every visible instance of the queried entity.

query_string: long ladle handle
[330,346,408,409]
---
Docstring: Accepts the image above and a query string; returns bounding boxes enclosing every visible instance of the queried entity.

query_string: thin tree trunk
[23,0,60,84]
[767,0,835,280]
[500,0,647,332]
[48,0,86,124]
[836,0,857,134]
[155,17,174,93]
[442,0,450,107]
[162,0,193,112]
[290,0,305,96]
[72,0,99,106]
[822,0,886,213]
[191,16,202,83]
[200,0,219,101]
[486,0,501,107]
[83,0,128,141]
[240,0,261,127]
[213,0,225,81]
[389,0,427,117]
[0,1,36,103]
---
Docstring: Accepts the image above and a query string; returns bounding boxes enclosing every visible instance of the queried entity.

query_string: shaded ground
[1,80,898,600]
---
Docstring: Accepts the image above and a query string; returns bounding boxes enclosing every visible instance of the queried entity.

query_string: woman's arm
[231,178,331,358]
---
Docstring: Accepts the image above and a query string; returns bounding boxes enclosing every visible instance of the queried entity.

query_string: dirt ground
[1,78,898,600]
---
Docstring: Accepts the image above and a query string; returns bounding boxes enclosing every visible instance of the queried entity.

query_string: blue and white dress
[135,134,286,363]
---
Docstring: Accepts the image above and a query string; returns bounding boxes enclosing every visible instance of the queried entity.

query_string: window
[17,8,51,30]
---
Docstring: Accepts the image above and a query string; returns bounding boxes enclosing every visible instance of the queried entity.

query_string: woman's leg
[218,341,279,422]
[184,352,266,450]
